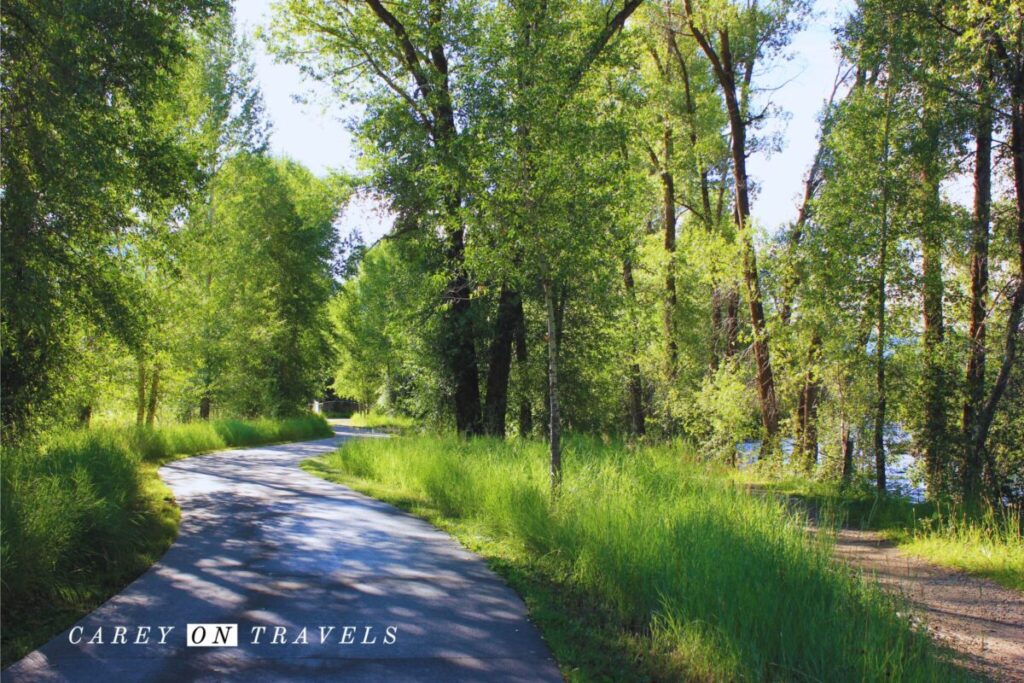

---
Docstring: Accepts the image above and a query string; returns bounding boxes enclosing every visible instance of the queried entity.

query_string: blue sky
[235,0,854,242]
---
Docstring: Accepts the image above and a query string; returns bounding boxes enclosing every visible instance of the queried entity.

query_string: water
[736,435,926,503]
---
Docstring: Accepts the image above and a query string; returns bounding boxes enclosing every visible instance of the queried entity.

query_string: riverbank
[736,471,1023,591]
[831,527,1024,681]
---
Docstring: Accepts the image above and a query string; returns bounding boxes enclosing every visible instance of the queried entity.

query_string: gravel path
[833,529,1024,682]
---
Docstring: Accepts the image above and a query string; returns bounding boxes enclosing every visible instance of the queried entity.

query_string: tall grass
[900,507,1023,591]
[346,410,416,431]
[309,435,969,682]
[122,415,334,460]
[734,471,1024,590]
[0,414,331,664]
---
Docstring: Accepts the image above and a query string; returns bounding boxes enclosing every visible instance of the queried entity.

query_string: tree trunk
[136,360,147,426]
[921,213,949,493]
[623,257,646,436]
[483,287,519,437]
[146,365,160,427]
[710,287,723,370]
[544,280,562,494]
[686,22,780,447]
[78,404,92,428]
[794,332,821,471]
[733,165,780,446]
[969,71,1024,498]
[918,95,950,495]
[200,394,211,420]
[513,297,532,438]
[962,78,992,498]
[874,87,894,494]
[724,288,739,357]
[874,380,887,494]
[841,418,855,485]
[661,127,678,379]
[430,11,481,437]
[445,227,483,436]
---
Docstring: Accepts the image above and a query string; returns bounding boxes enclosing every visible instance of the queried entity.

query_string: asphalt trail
[5,425,560,682]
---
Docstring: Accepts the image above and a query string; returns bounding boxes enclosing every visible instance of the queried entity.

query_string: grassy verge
[734,471,1024,591]
[303,434,972,682]
[0,415,332,665]
[345,410,416,432]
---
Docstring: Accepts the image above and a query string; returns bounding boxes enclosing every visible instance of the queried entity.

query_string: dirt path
[833,529,1024,681]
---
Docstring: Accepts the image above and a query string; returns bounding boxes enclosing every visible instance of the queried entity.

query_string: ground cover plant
[346,410,418,432]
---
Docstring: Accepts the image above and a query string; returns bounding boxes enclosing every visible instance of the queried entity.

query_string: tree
[189,154,343,416]
[0,0,224,435]
[681,0,809,452]
[133,6,271,424]
[469,0,644,489]
[268,0,487,434]
[811,65,918,492]
[331,243,416,413]
[951,0,1024,500]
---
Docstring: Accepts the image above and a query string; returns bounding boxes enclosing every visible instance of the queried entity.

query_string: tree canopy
[274,0,1023,503]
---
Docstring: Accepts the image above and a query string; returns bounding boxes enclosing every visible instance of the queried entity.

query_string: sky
[234,0,854,243]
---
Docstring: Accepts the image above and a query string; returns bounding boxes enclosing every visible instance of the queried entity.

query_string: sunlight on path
[834,529,1024,682]
[4,426,560,683]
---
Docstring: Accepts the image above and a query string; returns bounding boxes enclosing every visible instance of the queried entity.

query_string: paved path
[5,426,561,682]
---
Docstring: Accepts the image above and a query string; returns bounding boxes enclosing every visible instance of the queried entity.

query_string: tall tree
[957,0,1024,499]
[268,0,485,433]
[474,0,643,489]
[0,0,223,435]
[961,71,994,496]
[681,0,808,451]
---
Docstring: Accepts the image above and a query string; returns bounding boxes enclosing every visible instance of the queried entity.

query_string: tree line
[1,1,345,438]
[271,0,1023,502]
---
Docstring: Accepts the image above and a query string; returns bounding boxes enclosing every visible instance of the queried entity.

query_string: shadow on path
[4,426,561,682]
[831,528,1024,682]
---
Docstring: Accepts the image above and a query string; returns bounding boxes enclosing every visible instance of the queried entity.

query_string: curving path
[5,425,561,682]
[833,529,1024,682]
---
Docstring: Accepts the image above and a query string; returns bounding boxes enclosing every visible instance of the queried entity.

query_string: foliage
[0,0,225,434]
[2,3,341,436]
[3,0,1023,669]
[178,153,345,417]
[329,241,432,415]
[271,0,1023,506]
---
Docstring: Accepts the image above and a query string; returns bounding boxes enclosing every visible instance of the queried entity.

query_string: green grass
[734,470,1024,591]
[345,410,416,432]
[898,511,1023,590]
[0,414,332,665]
[304,434,972,682]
